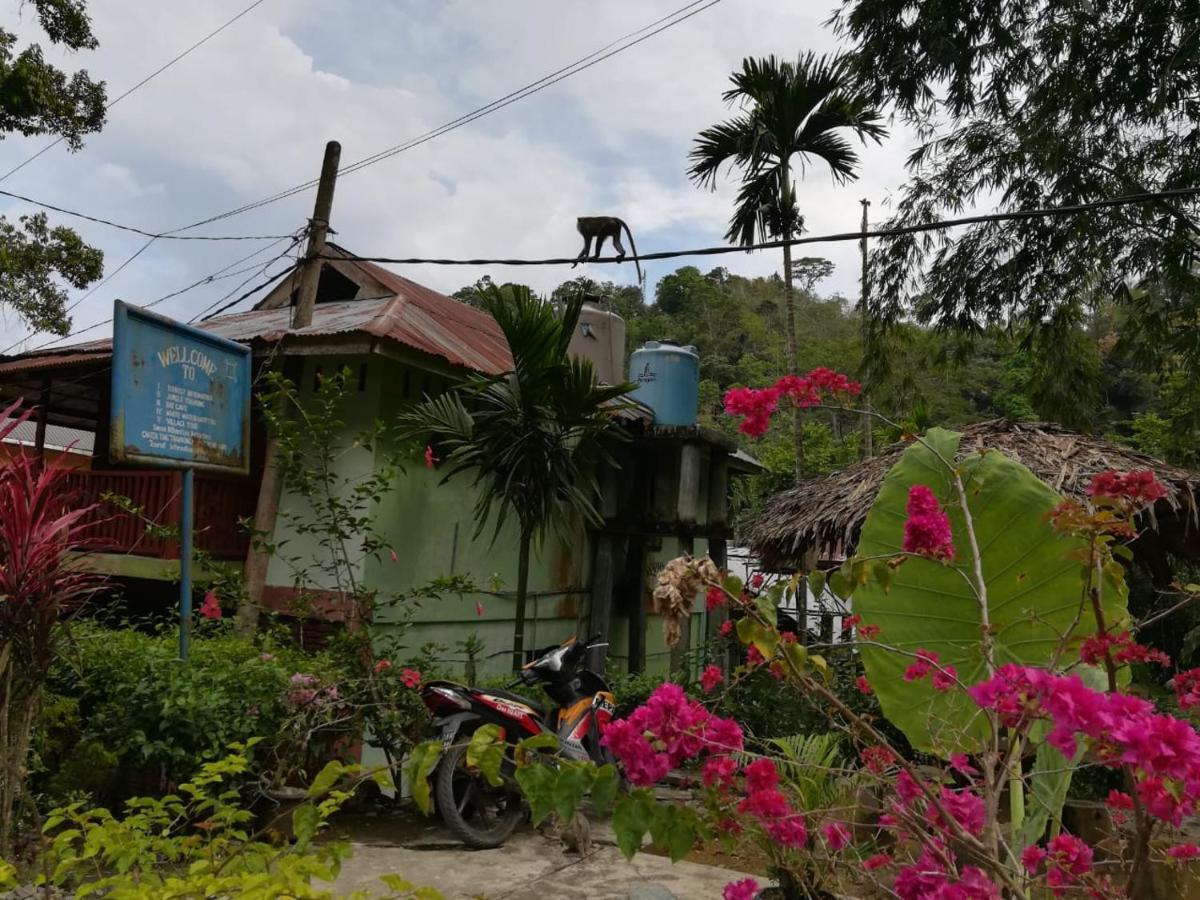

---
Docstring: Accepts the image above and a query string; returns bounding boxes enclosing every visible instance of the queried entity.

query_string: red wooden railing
[62,470,256,560]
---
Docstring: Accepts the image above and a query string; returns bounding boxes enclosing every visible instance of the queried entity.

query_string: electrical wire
[330,186,1200,268]
[0,0,271,184]
[172,0,724,232]
[0,189,293,241]
[190,237,304,321]
[1,235,301,356]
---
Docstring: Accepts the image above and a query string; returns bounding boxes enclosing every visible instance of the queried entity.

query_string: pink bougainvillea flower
[701,755,738,790]
[949,753,978,776]
[863,853,892,871]
[601,683,744,786]
[1087,469,1167,505]
[856,675,872,695]
[719,619,734,637]
[745,644,766,667]
[744,758,780,793]
[767,815,808,848]
[199,590,222,620]
[768,661,785,680]
[738,788,790,821]
[722,878,759,900]
[841,614,861,633]
[858,623,881,640]
[373,659,392,674]
[1168,843,1200,861]
[822,820,851,851]
[904,648,940,682]
[389,548,398,563]
[902,485,955,560]
[1174,668,1200,710]
[1081,631,1170,668]
[748,573,764,589]
[400,668,422,689]
[699,664,724,693]
[475,600,485,617]
[706,585,726,611]
[1022,844,1048,872]
[932,664,958,692]
[424,444,438,469]
[860,745,895,774]
[723,385,780,438]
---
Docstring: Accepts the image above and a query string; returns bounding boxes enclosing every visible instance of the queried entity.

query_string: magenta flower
[822,820,851,851]
[722,879,759,900]
[400,668,422,689]
[902,484,955,560]
[199,590,222,620]
[699,664,724,694]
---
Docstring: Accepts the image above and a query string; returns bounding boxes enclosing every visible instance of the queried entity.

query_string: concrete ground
[324,814,754,900]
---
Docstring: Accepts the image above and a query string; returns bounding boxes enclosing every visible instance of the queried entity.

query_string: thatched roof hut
[751,419,1200,582]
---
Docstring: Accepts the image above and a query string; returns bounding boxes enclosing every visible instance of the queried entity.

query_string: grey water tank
[567,303,626,386]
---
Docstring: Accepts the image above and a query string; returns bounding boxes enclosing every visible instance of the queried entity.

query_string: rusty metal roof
[0,259,513,378]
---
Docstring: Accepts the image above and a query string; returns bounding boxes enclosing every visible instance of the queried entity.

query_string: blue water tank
[629,341,699,427]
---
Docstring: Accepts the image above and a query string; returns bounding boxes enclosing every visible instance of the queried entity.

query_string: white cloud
[0,0,919,349]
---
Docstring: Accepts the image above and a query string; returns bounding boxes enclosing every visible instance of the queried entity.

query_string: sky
[0,0,916,353]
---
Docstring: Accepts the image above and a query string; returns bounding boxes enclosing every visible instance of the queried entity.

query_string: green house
[0,246,757,677]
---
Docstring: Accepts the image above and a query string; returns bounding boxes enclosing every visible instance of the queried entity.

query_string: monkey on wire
[572,216,643,285]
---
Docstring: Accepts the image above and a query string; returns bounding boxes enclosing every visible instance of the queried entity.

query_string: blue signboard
[110,300,251,474]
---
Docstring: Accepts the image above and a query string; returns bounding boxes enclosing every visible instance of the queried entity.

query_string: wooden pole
[237,142,341,636]
[293,141,341,328]
[860,198,874,459]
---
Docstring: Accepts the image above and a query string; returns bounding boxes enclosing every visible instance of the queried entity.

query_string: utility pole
[237,141,341,635]
[859,198,874,459]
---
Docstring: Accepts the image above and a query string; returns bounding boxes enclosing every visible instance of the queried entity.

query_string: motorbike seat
[475,686,547,719]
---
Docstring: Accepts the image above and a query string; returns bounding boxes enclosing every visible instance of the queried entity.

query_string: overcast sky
[0,0,915,352]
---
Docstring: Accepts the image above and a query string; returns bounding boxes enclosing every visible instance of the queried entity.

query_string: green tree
[1,0,106,335]
[834,0,1200,372]
[688,53,885,478]
[397,286,632,671]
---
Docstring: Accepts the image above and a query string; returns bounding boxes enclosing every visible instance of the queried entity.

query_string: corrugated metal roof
[1,418,94,453]
[0,257,513,377]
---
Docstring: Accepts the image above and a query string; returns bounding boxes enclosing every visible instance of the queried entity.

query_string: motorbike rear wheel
[435,740,525,849]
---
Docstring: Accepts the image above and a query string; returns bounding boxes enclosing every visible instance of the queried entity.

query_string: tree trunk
[511,528,533,672]
[781,236,804,480]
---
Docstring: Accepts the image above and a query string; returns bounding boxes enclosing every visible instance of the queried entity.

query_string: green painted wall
[266,355,709,681]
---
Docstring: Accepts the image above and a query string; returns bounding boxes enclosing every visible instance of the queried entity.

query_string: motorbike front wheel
[435,740,525,849]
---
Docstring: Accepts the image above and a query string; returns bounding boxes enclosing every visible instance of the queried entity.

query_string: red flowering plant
[491,372,1200,899]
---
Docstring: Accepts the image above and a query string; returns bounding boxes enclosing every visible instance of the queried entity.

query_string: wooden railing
[62,469,256,560]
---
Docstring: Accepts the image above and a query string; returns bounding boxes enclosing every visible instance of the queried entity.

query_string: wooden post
[293,141,341,329]
[34,378,50,458]
[627,539,647,674]
[860,198,873,458]
[237,142,341,636]
[586,465,621,673]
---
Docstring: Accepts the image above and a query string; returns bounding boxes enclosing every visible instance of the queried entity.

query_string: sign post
[110,301,251,660]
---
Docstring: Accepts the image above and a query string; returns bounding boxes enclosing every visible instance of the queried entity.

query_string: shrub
[48,623,350,787]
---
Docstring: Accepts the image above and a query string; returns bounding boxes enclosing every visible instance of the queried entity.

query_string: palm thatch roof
[751,419,1200,578]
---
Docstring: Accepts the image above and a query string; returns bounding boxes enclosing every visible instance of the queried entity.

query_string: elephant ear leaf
[852,428,1128,755]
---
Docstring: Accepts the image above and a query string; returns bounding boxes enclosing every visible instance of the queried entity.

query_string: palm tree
[397,285,632,671]
[689,53,886,478]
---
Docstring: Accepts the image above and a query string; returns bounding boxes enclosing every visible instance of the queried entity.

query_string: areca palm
[689,52,885,477]
[397,285,632,671]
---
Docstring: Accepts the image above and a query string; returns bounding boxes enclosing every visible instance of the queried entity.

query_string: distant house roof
[0,418,94,454]
[0,244,512,379]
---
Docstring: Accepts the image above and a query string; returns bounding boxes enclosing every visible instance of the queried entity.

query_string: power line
[0,0,271,184]
[331,186,1200,268]
[173,0,724,232]
[0,189,293,241]
[2,236,300,356]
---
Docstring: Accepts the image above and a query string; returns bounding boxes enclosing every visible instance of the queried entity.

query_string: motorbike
[417,634,618,848]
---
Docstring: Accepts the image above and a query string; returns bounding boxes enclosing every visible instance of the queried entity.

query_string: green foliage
[851,428,1129,754]
[24,747,438,899]
[396,284,633,667]
[0,3,106,333]
[47,623,350,786]
[835,0,1200,377]
[688,53,886,246]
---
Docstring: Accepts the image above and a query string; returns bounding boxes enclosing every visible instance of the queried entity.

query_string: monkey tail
[618,219,644,288]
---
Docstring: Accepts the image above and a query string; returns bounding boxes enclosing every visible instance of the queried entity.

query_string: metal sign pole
[179,468,194,660]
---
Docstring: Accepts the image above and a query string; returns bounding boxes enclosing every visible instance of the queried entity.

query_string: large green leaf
[853,428,1128,754]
